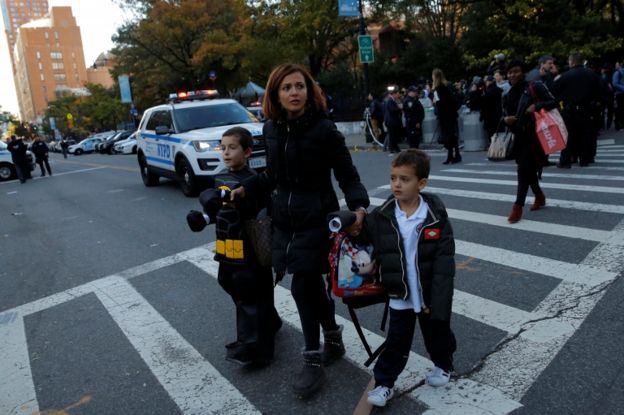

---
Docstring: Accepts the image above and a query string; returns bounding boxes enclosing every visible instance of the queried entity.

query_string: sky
[0,0,128,115]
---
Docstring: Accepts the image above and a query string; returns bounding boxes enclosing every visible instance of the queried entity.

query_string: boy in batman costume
[186,127,281,366]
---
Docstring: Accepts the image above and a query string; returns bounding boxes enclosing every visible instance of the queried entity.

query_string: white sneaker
[367,385,394,407]
[426,367,451,387]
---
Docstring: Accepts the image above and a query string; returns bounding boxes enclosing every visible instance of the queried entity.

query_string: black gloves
[187,210,208,232]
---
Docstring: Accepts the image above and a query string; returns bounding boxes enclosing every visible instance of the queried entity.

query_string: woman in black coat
[432,68,461,164]
[232,63,370,398]
[503,60,557,223]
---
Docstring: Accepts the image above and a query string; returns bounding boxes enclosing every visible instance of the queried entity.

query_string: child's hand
[186,210,208,232]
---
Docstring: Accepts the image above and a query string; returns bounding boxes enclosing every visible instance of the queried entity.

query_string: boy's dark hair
[391,149,430,179]
[222,127,253,150]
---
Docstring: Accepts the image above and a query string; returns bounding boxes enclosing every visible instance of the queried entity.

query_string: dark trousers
[405,120,422,148]
[374,308,456,388]
[13,160,30,183]
[36,157,52,176]
[385,125,403,153]
[560,111,592,166]
[218,262,280,358]
[291,272,339,351]
[515,163,543,206]
[62,148,68,159]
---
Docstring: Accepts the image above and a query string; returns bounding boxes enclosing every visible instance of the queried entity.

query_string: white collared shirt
[389,196,428,312]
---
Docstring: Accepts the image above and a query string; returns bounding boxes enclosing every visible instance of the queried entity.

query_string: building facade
[13,6,88,121]
[1,0,49,71]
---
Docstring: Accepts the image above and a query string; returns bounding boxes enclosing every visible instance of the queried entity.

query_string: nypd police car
[136,90,266,196]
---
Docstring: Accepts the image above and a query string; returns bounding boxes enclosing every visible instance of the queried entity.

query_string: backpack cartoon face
[337,241,377,289]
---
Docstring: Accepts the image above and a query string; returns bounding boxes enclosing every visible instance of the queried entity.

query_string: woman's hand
[229,186,246,201]
[345,208,366,236]
[525,104,536,114]
[504,116,517,125]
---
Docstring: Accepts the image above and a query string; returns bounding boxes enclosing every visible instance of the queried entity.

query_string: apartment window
[52,62,64,70]
[44,31,48,39]
[36,51,40,59]
[50,52,62,60]
[40,73,44,81]
[54,31,58,39]
[38,62,42,70]
[54,74,66,81]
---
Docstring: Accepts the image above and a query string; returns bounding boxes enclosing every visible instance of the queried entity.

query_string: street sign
[358,35,374,64]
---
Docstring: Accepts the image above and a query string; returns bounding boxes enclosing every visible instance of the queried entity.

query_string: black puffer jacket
[244,111,369,275]
[360,192,455,321]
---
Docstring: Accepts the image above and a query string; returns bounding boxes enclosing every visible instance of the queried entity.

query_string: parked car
[99,130,135,154]
[0,140,36,181]
[113,132,138,154]
[68,137,104,155]
[94,132,119,153]
[246,106,265,122]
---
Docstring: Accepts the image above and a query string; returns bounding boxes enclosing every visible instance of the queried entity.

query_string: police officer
[31,135,52,176]
[402,85,425,148]
[7,135,30,183]
[383,86,403,153]
[550,52,602,168]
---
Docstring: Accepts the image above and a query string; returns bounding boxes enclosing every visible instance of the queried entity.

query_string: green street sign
[358,35,374,64]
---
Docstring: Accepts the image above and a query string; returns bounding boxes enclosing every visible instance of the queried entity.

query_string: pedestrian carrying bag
[534,108,568,154]
[487,129,514,161]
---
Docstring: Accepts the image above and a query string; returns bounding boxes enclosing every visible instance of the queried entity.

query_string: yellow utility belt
[215,239,244,259]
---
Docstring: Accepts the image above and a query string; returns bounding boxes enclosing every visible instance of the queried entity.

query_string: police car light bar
[168,89,219,102]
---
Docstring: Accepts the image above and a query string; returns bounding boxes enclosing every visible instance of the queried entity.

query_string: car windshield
[175,103,258,132]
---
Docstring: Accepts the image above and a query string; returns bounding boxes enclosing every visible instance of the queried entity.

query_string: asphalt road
[1,135,623,415]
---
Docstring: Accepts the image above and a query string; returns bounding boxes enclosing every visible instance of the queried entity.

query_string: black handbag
[244,209,272,267]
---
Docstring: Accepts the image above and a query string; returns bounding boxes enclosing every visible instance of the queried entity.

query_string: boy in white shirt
[352,149,457,407]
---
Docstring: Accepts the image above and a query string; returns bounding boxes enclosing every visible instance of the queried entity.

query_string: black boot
[292,350,326,399]
[321,324,345,366]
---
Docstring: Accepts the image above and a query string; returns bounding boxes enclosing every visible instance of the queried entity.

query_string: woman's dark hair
[262,63,327,121]
[506,59,526,74]
[222,126,253,150]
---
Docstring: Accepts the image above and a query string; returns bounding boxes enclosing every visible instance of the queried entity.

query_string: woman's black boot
[321,324,345,365]
[292,350,326,399]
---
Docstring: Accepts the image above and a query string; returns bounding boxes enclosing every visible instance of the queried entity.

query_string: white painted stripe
[93,276,260,415]
[182,248,522,415]
[442,168,624,182]
[471,218,624,400]
[368,188,624,216]
[0,312,39,415]
[452,290,533,334]
[427,175,624,194]
[467,162,624,172]
[597,139,615,145]
[6,191,17,195]
[446,208,621,244]
[592,158,624,164]
[455,240,617,287]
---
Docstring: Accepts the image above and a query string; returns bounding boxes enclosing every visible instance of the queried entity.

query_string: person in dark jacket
[186,127,281,366]
[31,135,52,176]
[432,68,461,164]
[353,150,456,407]
[384,86,404,153]
[367,92,386,144]
[480,75,503,138]
[550,52,602,167]
[503,60,557,223]
[403,86,425,148]
[230,63,370,398]
[7,135,30,183]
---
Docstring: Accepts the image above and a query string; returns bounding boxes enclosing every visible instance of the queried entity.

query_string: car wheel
[139,153,159,187]
[132,146,137,154]
[74,148,83,155]
[0,163,16,181]
[177,157,199,197]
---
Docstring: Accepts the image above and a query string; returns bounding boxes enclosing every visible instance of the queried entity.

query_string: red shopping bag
[534,108,568,154]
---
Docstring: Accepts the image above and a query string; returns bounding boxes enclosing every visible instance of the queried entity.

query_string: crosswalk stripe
[455,240,617,287]
[442,168,624,181]
[466,162,624,172]
[426,175,624,194]
[0,313,39,415]
[93,276,260,415]
[365,197,623,244]
[591,158,624,164]
[181,247,523,415]
[426,187,624,214]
